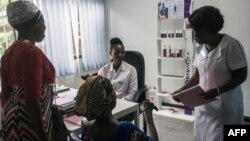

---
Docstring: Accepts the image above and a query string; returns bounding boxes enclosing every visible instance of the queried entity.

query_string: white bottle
[149,87,157,106]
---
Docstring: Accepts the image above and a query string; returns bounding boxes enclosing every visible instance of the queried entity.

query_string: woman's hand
[131,131,148,141]
[140,101,158,113]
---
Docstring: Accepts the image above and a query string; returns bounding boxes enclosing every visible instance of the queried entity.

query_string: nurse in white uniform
[173,6,248,141]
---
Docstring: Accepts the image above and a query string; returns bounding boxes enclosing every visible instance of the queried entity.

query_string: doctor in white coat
[173,6,248,141]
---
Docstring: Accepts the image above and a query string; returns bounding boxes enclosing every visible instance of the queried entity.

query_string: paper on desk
[64,115,82,126]
[53,97,74,106]
[57,89,78,101]
[173,85,217,108]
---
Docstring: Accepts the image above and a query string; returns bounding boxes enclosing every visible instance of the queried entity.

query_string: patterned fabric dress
[0,41,56,141]
[1,84,54,141]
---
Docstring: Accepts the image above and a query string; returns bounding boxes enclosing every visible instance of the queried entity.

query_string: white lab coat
[193,35,247,141]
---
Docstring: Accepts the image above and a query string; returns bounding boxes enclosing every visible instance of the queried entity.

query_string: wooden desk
[64,99,140,131]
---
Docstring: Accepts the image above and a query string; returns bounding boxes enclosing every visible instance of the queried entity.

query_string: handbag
[50,85,68,141]
[51,105,67,132]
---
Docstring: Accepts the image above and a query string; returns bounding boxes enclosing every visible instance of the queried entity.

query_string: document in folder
[174,85,217,108]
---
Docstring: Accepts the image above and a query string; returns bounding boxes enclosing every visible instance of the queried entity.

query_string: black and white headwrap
[7,0,41,26]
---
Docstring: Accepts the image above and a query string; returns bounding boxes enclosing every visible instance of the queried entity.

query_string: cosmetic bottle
[179,46,182,57]
[163,45,167,57]
[168,45,172,57]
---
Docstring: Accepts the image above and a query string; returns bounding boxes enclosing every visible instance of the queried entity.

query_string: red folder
[173,85,217,108]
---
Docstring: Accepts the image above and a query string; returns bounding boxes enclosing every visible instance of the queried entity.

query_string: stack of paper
[53,97,75,110]
[53,88,78,110]
[64,115,83,126]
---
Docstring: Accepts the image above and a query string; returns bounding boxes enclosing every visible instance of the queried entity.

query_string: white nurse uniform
[193,34,247,141]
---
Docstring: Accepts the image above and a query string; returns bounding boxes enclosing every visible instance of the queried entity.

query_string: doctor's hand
[201,88,218,100]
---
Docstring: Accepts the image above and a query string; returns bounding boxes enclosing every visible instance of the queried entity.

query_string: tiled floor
[139,114,195,141]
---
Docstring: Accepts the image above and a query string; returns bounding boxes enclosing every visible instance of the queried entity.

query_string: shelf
[153,106,194,122]
[157,92,172,97]
[156,10,195,123]
[157,37,186,40]
[184,28,192,31]
[158,75,184,79]
[157,57,185,60]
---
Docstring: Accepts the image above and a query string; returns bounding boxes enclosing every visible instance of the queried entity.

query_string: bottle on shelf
[168,30,171,38]
[179,46,182,58]
[179,29,183,38]
[176,49,180,58]
[163,45,167,57]
[175,29,179,38]
[160,30,165,38]
[168,45,172,57]
[171,30,174,38]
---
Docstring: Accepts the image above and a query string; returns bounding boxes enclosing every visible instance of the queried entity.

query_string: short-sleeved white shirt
[194,34,247,91]
[193,34,247,141]
[98,61,138,101]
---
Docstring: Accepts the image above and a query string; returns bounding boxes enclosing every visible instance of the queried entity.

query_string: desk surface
[64,99,139,131]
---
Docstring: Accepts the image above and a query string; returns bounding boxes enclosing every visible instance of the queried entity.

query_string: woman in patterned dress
[0,1,55,141]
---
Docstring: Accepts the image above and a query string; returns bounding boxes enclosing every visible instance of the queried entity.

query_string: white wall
[104,0,158,88]
[105,0,250,116]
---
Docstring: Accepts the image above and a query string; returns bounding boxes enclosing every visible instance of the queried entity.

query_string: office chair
[124,51,148,103]
[123,50,148,132]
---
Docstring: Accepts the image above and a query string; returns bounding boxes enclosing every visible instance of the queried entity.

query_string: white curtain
[69,0,81,73]
[32,0,76,77]
[79,0,108,71]
[43,0,76,76]
[31,0,108,75]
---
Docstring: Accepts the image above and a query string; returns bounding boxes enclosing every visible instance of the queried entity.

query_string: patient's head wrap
[7,0,41,26]
[74,75,116,120]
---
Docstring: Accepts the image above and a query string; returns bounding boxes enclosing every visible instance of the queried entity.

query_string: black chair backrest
[124,51,145,90]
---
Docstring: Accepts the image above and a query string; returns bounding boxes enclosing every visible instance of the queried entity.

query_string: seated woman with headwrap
[74,75,159,141]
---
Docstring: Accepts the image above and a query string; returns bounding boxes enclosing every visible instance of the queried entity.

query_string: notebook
[173,85,217,108]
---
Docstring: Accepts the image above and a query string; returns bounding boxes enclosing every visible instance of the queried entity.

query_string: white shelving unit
[155,4,195,122]
[153,106,194,122]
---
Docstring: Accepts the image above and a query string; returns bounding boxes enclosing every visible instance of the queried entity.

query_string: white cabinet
[154,17,195,122]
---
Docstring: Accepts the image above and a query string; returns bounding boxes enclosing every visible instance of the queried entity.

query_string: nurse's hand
[171,90,181,102]
[201,88,218,100]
